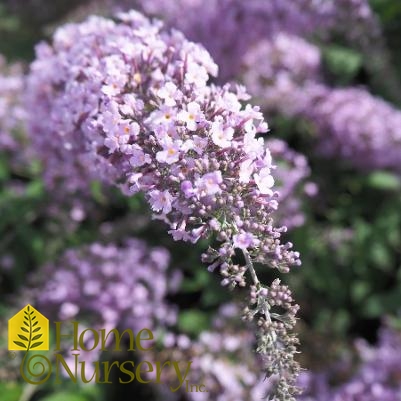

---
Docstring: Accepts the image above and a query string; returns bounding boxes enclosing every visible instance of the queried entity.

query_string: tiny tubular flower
[177,101,204,131]
[195,171,223,196]
[254,167,275,195]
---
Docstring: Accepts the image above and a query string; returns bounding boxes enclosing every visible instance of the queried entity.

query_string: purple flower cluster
[299,326,401,401]
[0,55,26,158]
[31,238,180,333]
[26,35,103,196]
[26,12,302,399]
[304,85,401,172]
[26,11,300,280]
[241,35,321,116]
[333,328,401,401]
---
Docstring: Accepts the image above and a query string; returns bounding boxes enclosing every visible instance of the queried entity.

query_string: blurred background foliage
[0,1,401,401]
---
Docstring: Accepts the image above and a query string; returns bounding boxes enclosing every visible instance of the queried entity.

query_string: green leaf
[367,171,400,190]
[41,392,90,401]
[323,45,363,82]
[181,269,210,292]
[201,287,228,307]
[0,157,10,181]
[30,342,43,349]
[178,310,210,335]
[18,334,28,342]
[0,382,23,401]
[13,341,27,349]
[351,281,370,302]
[21,327,29,333]
[363,289,401,317]
[371,0,401,21]
[25,180,44,198]
[32,321,38,327]
[370,242,391,269]
[32,327,40,333]
[90,180,106,204]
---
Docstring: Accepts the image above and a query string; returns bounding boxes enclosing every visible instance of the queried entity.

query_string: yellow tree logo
[8,305,49,351]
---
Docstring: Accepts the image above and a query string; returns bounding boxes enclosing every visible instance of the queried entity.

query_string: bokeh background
[1,1,401,400]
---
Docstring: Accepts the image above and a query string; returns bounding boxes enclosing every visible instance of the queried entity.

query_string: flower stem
[242,249,259,288]
[242,249,272,325]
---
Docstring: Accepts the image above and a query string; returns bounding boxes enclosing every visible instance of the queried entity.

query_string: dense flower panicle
[304,85,401,172]
[26,12,302,399]
[32,239,180,332]
[26,11,301,280]
[241,35,321,116]
[0,55,26,157]
[299,326,401,401]
[26,32,110,194]
[267,139,316,229]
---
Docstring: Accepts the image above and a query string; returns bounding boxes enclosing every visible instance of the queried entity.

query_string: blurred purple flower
[299,326,401,401]
[32,238,180,333]
[304,85,401,172]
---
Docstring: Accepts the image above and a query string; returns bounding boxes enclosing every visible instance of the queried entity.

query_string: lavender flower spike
[26,11,301,399]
